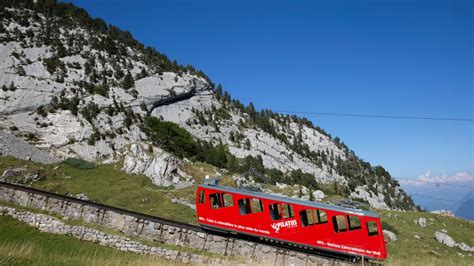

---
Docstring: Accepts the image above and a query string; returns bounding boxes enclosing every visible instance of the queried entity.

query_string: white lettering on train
[270,219,298,233]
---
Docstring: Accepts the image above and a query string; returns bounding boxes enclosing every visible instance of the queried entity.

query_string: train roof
[199,183,380,218]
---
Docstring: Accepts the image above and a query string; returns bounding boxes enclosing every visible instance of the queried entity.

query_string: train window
[209,193,223,209]
[251,198,264,213]
[332,215,347,233]
[282,204,294,219]
[299,209,315,227]
[238,198,251,215]
[198,190,205,204]
[314,209,328,224]
[348,215,361,230]
[367,221,378,236]
[222,193,234,207]
[269,203,282,220]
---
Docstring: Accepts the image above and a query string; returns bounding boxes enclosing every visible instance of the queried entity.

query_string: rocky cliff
[0,0,415,210]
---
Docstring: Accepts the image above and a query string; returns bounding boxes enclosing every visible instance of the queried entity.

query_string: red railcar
[196,182,387,260]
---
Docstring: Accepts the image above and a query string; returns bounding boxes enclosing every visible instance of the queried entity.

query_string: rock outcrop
[434,230,474,252]
[431,210,455,217]
[122,143,192,187]
[1,167,43,184]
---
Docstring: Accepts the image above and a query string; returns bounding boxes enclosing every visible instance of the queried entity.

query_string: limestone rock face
[122,143,191,187]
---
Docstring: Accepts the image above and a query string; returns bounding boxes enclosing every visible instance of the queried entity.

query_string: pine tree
[122,71,134,90]
[215,84,223,100]
[9,82,16,91]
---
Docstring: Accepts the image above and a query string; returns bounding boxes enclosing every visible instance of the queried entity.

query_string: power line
[269,110,474,122]
[154,103,474,122]
[396,178,474,189]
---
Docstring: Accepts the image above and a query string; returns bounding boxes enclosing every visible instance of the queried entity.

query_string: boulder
[383,230,397,242]
[312,190,326,201]
[434,231,456,248]
[415,217,428,227]
[456,242,473,252]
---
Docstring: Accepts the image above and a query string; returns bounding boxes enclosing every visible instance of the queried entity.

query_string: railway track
[0,181,379,265]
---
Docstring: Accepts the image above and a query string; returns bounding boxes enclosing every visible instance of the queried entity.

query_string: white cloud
[399,171,474,186]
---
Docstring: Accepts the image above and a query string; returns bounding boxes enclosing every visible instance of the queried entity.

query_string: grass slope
[0,215,173,265]
[0,156,198,224]
[380,210,473,265]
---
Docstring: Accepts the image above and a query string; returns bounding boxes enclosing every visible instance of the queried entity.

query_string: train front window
[282,204,294,219]
[348,215,361,230]
[332,215,347,233]
[209,193,223,209]
[198,190,205,204]
[269,203,282,220]
[367,221,379,236]
[251,198,264,213]
[300,209,315,227]
[238,198,251,215]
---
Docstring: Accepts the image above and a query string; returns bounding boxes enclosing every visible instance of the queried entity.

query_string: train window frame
[198,190,205,204]
[269,203,282,220]
[238,198,251,215]
[367,221,379,236]
[251,198,264,213]
[282,203,294,219]
[314,209,328,224]
[299,209,315,227]
[348,215,362,231]
[332,215,348,233]
[209,193,223,209]
[222,193,234,207]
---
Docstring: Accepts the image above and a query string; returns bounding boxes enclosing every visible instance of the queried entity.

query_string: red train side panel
[196,183,387,260]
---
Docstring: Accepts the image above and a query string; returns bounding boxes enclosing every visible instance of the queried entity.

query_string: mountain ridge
[0,0,416,210]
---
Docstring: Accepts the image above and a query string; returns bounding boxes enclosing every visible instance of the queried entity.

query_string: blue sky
[69,0,473,181]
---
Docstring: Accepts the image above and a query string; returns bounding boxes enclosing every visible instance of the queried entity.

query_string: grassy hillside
[0,156,198,224]
[379,210,473,265]
[0,215,174,265]
[0,156,473,265]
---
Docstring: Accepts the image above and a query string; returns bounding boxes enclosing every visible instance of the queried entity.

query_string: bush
[61,158,96,170]
[143,117,197,158]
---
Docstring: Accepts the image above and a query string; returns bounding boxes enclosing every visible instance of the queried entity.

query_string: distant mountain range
[456,191,474,220]
[401,182,474,220]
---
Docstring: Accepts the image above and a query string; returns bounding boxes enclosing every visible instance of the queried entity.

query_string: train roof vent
[204,176,219,186]
[240,185,262,192]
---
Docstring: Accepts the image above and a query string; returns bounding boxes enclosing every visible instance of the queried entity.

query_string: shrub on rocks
[62,158,96,170]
